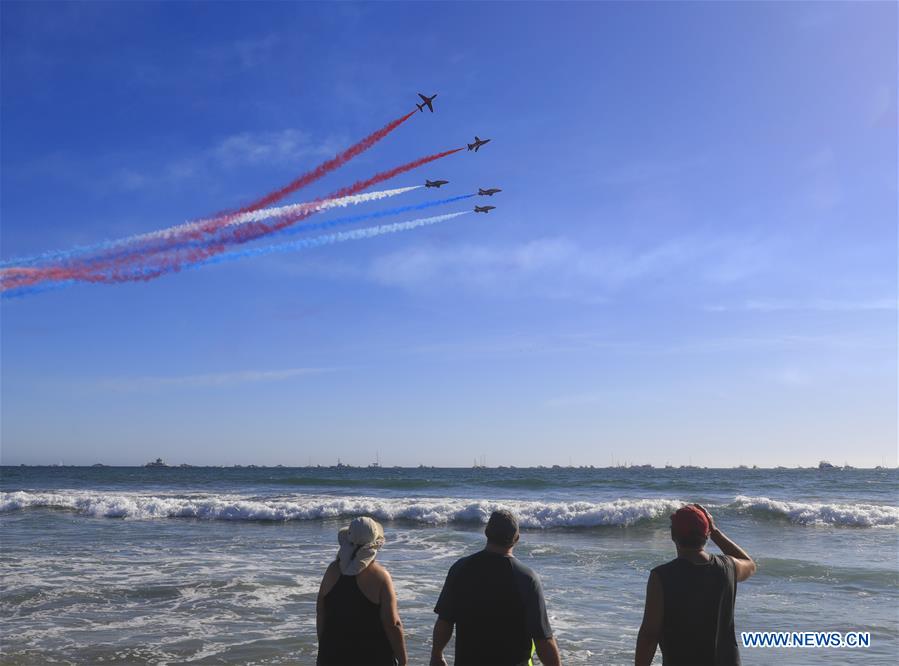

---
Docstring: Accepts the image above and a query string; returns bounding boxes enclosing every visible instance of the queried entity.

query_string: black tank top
[317,573,396,666]
[653,554,741,666]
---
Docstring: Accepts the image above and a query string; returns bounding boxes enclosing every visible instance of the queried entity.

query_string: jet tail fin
[416,103,424,112]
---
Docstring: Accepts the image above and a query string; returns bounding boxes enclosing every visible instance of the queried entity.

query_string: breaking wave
[3,491,896,528]
[732,496,899,527]
[0,491,679,528]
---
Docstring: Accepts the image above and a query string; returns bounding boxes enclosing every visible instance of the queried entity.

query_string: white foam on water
[0,490,680,528]
[732,495,899,527]
[7,490,896,528]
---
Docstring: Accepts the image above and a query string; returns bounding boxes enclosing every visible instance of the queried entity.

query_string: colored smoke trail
[125,193,476,258]
[210,110,417,223]
[222,148,466,247]
[2,212,472,298]
[121,148,467,282]
[1,186,423,269]
[0,147,465,291]
[2,109,417,272]
[172,211,472,272]
[72,193,474,271]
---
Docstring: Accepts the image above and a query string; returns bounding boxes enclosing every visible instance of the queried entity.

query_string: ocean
[1,465,897,665]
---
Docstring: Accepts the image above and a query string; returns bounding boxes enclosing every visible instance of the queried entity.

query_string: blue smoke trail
[2,210,474,298]
[235,193,475,243]
[122,211,473,279]
[7,193,476,274]
[0,186,424,269]
[1,280,78,300]
[74,193,476,271]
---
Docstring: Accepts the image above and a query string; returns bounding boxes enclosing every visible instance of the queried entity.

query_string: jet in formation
[474,205,496,214]
[425,179,449,188]
[468,136,491,152]
[417,93,437,113]
[478,188,501,196]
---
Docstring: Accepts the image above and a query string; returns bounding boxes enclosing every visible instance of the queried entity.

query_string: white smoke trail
[3,211,472,297]
[157,185,423,236]
[1,186,422,268]
[187,211,472,270]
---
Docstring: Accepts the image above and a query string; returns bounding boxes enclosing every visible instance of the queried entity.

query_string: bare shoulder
[325,559,341,577]
[319,560,341,596]
[367,561,393,584]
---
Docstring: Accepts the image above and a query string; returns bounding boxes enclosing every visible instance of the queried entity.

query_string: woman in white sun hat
[316,516,407,665]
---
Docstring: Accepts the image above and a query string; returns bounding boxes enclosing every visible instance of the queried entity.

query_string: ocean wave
[4,491,896,528]
[0,491,680,528]
[732,496,899,527]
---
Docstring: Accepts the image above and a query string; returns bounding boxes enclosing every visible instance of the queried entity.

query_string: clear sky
[1,1,895,467]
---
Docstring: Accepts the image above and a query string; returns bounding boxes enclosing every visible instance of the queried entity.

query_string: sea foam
[0,491,680,528]
[4,491,896,528]
[732,495,899,527]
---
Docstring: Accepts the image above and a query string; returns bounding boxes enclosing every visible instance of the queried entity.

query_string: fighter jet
[478,188,502,196]
[416,93,437,113]
[468,136,491,152]
[425,179,449,188]
[474,205,496,213]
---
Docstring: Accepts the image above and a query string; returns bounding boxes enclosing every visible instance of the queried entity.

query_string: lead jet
[468,136,491,152]
[425,179,449,188]
[416,93,437,113]
[474,205,496,213]
[478,187,502,196]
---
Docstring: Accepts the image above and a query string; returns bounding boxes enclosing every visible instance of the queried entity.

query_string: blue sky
[1,1,895,467]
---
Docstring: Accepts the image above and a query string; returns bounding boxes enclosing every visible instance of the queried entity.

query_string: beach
[1,465,897,664]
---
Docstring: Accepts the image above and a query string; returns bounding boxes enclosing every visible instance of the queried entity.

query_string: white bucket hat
[337,516,385,575]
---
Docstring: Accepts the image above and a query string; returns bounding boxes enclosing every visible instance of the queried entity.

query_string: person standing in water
[430,509,561,666]
[635,504,757,666]
[316,516,407,666]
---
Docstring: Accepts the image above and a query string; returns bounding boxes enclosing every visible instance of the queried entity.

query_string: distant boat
[145,458,167,468]
[818,460,837,470]
[92,463,107,467]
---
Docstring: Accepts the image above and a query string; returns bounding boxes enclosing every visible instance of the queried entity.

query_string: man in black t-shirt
[635,504,757,666]
[430,510,561,666]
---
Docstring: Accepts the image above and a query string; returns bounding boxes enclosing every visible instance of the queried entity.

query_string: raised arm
[694,504,757,582]
[635,570,663,666]
[378,569,407,666]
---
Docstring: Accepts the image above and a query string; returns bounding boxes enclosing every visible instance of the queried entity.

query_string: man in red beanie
[635,504,756,665]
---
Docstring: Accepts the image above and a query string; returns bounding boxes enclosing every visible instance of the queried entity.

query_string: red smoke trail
[228,147,464,244]
[97,110,419,255]
[0,147,463,292]
[203,110,417,229]
[2,112,419,292]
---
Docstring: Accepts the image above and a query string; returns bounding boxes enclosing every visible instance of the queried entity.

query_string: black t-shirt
[653,553,741,666]
[434,550,553,666]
